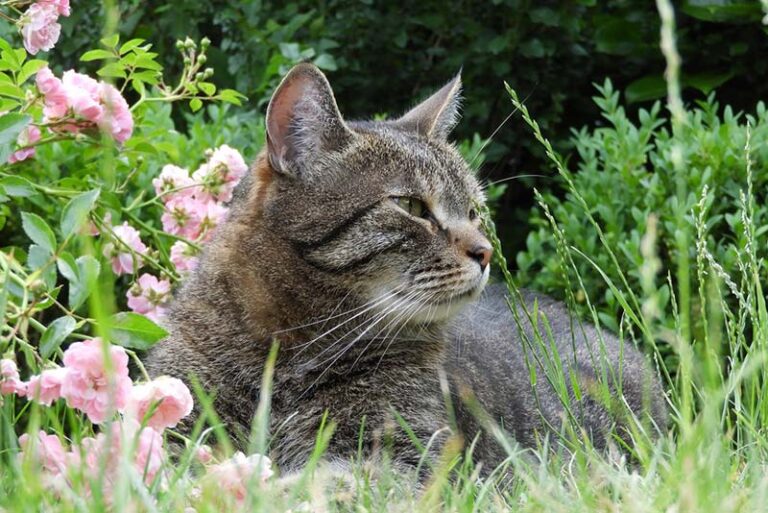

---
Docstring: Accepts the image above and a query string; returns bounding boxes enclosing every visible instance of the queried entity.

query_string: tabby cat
[145,63,666,475]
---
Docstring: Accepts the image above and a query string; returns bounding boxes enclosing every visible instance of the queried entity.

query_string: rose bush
[0,1,275,509]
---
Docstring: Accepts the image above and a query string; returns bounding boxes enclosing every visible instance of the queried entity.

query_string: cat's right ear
[266,63,354,177]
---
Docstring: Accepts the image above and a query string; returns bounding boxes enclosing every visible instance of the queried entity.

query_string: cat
[144,63,667,476]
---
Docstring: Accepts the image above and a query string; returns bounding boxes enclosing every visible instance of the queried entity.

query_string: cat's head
[253,63,491,325]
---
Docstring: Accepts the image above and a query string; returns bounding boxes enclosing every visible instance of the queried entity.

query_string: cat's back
[445,283,667,456]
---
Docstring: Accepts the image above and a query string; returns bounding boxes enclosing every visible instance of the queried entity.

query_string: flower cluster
[19,0,70,55]
[36,67,134,143]
[96,145,247,324]
[154,145,247,242]
[2,348,273,502]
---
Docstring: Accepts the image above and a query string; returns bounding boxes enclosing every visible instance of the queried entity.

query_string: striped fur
[144,64,666,477]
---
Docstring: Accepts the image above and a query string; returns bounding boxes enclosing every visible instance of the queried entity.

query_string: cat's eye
[392,196,430,219]
[469,208,477,221]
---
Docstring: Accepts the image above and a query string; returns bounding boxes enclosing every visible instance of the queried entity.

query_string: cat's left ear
[394,72,462,140]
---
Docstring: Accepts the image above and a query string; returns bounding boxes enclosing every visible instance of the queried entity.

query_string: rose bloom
[196,199,229,242]
[38,0,70,17]
[209,145,248,184]
[60,338,132,424]
[152,164,196,199]
[196,444,213,465]
[61,70,102,123]
[98,82,134,143]
[103,222,148,275]
[8,125,42,164]
[105,419,165,485]
[25,367,68,406]
[205,452,273,502]
[20,3,61,55]
[127,273,171,323]
[192,145,248,203]
[36,66,68,119]
[69,419,165,490]
[161,195,202,239]
[1,358,27,396]
[18,431,68,475]
[170,240,199,273]
[127,376,193,430]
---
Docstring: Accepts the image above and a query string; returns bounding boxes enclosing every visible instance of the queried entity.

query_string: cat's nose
[467,244,492,270]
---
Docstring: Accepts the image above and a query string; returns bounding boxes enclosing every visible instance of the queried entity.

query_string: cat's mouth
[374,265,490,326]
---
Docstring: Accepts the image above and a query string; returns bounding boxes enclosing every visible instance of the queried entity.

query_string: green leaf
[18,59,46,84]
[684,71,735,95]
[56,252,78,282]
[625,75,667,104]
[0,113,31,163]
[133,54,162,71]
[21,212,56,254]
[97,63,127,79]
[313,54,337,71]
[189,98,203,112]
[218,89,246,106]
[70,255,100,309]
[0,266,7,327]
[0,82,23,99]
[198,82,216,96]
[132,70,160,85]
[119,38,146,55]
[80,49,115,62]
[39,316,77,358]
[60,189,100,238]
[28,245,55,290]
[0,176,34,197]
[107,312,168,350]
[131,78,145,95]
[101,34,120,49]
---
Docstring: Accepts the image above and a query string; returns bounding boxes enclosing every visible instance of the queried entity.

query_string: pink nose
[467,244,492,270]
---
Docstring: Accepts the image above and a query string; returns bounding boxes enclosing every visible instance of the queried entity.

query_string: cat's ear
[394,72,462,140]
[266,63,354,177]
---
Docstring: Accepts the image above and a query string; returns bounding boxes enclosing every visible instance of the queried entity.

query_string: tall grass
[3,1,768,511]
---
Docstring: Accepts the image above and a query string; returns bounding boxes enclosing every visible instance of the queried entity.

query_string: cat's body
[145,64,666,474]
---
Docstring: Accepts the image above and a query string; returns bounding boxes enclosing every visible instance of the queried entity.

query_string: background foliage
[37,0,768,252]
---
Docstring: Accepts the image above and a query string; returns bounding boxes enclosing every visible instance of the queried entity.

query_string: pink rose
[106,419,165,484]
[197,199,228,242]
[18,431,68,475]
[196,444,213,465]
[161,195,202,239]
[127,376,193,430]
[205,452,273,502]
[38,0,70,16]
[126,273,171,323]
[72,419,165,488]
[25,367,68,405]
[61,70,102,123]
[20,3,61,55]
[98,82,133,143]
[60,338,132,424]
[152,164,196,199]
[103,222,148,276]
[1,358,27,396]
[170,240,200,273]
[8,125,42,163]
[193,146,248,203]
[36,66,68,119]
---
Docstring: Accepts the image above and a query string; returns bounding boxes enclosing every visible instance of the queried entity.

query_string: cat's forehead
[346,121,481,211]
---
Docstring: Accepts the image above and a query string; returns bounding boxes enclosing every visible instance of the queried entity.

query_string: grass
[3,0,768,511]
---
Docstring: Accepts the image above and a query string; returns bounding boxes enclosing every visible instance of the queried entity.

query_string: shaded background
[48,0,768,253]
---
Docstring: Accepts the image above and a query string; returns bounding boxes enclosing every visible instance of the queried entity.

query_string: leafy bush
[516,80,768,364]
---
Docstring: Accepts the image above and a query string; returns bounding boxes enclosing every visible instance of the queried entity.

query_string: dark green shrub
[33,3,768,253]
[516,80,768,363]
